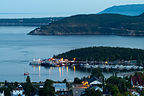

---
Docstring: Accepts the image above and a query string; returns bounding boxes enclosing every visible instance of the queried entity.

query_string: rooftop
[53,83,67,89]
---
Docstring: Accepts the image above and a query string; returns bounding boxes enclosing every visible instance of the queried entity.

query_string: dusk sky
[0,0,144,16]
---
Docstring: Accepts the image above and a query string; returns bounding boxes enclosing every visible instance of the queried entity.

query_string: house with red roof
[131,73,144,88]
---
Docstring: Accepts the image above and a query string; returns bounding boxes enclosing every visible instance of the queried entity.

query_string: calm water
[0,26,144,82]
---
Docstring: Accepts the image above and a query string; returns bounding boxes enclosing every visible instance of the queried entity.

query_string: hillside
[54,47,144,65]
[28,13,144,36]
[99,4,144,16]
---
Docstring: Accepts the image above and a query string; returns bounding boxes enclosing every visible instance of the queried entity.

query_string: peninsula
[54,46,144,65]
[28,13,144,36]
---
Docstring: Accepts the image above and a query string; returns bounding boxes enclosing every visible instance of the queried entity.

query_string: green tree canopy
[73,77,82,84]
[24,76,35,96]
[39,79,54,96]
[106,76,130,93]
[82,88,102,96]
[91,68,104,80]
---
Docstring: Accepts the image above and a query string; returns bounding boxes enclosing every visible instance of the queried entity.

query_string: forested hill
[54,47,144,65]
[99,4,144,16]
[0,17,63,26]
[28,13,144,36]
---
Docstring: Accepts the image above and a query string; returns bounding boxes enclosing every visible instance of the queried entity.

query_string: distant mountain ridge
[28,13,144,36]
[99,4,144,16]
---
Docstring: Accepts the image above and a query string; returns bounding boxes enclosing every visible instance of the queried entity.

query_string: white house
[90,80,102,85]
[53,83,67,92]
[11,85,25,96]
[92,86,103,92]
[0,91,4,96]
[131,91,140,96]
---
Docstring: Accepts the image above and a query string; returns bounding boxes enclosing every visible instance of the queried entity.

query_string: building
[11,85,25,96]
[0,91,4,96]
[54,91,70,96]
[53,83,70,96]
[131,73,144,87]
[91,86,103,92]
[83,77,102,86]
[129,89,140,96]
[90,80,102,86]
[72,84,88,96]
[131,91,140,96]
[33,82,44,89]
[53,83,68,92]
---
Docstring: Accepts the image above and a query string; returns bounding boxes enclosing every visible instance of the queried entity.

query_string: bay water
[0,26,144,82]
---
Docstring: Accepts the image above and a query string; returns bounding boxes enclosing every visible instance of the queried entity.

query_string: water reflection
[73,66,76,76]
[39,66,41,81]
[39,66,41,72]
[31,65,42,81]
[73,66,76,71]
[33,66,35,72]
[59,67,61,78]
[66,66,68,73]
[29,65,90,82]
[29,65,136,82]
[31,65,74,78]
[62,67,63,76]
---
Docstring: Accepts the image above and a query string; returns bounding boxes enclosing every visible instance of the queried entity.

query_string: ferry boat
[29,59,42,65]
[41,60,56,67]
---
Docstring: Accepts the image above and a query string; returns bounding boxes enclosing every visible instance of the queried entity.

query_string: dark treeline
[54,47,144,65]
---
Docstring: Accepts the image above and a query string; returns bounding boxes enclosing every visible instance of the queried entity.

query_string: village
[0,67,144,96]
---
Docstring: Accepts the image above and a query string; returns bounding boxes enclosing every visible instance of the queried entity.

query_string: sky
[0,0,144,17]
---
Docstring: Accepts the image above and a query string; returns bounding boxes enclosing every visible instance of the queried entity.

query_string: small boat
[24,72,29,76]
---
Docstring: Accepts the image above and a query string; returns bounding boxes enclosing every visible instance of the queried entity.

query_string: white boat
[29,59,42,65]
